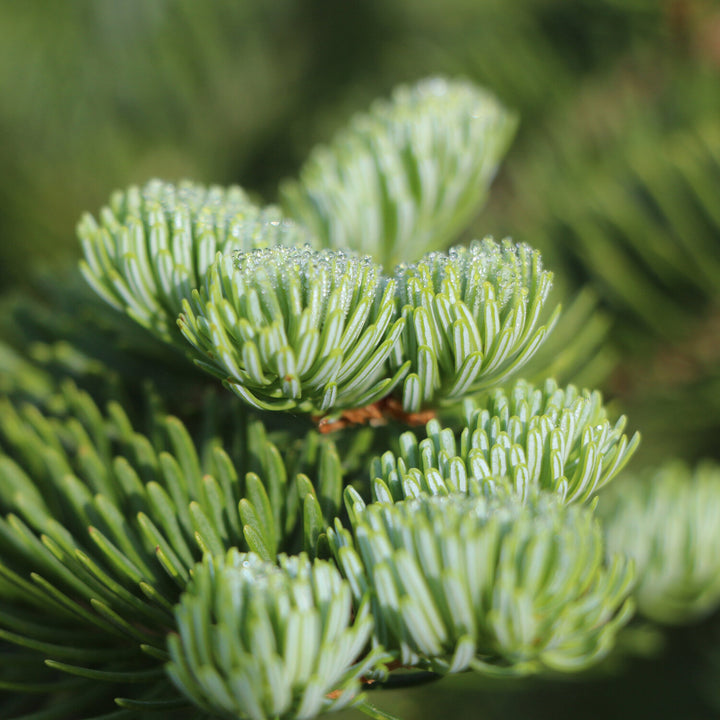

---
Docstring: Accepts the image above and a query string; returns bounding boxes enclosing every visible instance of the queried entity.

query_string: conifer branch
[599,460,720,624]
[282,78,517,267]
[0,382,347,706]
[328,493,634,675]
[0,70,679,720]
[167,550,386,720]
[178,245,408,415]
[177,238,559,420]
[78,180,302,346]
[371,379,639,505]
[392,239,559,411]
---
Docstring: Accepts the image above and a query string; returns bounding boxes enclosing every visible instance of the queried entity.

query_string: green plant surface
[78,180,291,346]
[599,460,720,625]
[168,551,384,720]
[3,67,720,720]
[177,236,559,418]
[179,245,407,415]
[392,239,558,411]
[329,493,634,675]
[0,380,349,713]
[281,78,517,268]
[370,379,639,505]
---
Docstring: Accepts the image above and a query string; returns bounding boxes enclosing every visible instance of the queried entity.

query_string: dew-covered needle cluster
[3,73,718,720]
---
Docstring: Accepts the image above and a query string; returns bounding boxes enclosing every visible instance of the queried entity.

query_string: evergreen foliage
[281,78,517,267]
[370,379,639,505]
[78,180,291,346]
[392,239,557,411]
[599,461,720,625]
[168,551,383,720]
[179,245,407,415]
[496,79,720,346]
[329,493,634,674]
[1,61,720,720]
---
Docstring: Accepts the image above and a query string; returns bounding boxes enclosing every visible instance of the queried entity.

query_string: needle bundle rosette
[392,239,559,412]
[179,244,408,414]
[282,77,517,267]
[372,379,640,505]
[78,179,293,344]
[329,493,634,675]
[167,550,383,720]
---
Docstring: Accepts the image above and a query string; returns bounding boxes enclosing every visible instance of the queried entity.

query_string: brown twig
[314,396,436,434]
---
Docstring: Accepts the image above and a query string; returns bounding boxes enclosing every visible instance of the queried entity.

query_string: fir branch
[178,246,408,415]
[0,382,347,704]
[282,77,517,267]
[78,180,301,346]
[328,493,634,675]
[167,550,386,720]
[0,69,671,720]
[178,238,560,420]
[598,460,720,624]
[392,238,559,411]
[371,379,639,505]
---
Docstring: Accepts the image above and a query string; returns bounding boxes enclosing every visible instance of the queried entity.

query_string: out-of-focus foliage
[3,1,720,720]
[0,0,677,293]
[599,460,720,625]
[330,493,634,675]
[281,78,516,267]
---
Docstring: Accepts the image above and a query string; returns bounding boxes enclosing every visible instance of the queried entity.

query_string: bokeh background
[2,1,720,718]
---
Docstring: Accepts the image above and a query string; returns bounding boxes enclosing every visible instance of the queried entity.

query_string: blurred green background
[2,1,720,718]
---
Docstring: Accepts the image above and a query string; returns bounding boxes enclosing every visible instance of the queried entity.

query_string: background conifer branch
[2,46,720,719]
[281,78,518,267]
